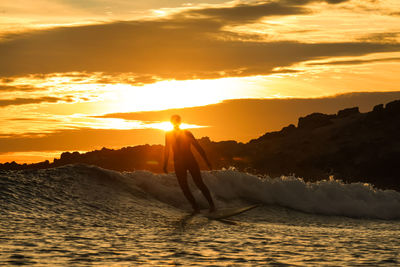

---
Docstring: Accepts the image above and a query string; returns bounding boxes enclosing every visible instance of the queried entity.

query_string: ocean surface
[1,164,399,266]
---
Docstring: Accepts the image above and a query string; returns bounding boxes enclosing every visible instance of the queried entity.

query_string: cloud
[181,0,353,25]
[0,85,46,92]
[91,74,160,86]
[307,57,400,65]
[0,0,398,81]
[179,1,310,25]
[0,77,15,83]
[323,0,349,3]
[358,32,400,43]
[0,96,74,107]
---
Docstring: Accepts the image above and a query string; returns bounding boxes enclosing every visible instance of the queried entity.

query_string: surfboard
[200,204,259,220]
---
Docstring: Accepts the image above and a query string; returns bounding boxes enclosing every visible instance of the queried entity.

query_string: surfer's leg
[175,167,199,212]
[188,163,215,212]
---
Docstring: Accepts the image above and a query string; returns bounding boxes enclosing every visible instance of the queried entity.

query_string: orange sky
[1,0,400,163]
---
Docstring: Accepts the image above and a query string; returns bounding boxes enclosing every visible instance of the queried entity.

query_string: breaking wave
[1,164,399,220]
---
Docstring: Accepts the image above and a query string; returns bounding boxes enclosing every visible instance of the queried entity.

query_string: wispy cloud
[307,56,400,65]
[0,96,74,107]
[178,1,311,25]
[358,32,400,43]
[0,85,46,92]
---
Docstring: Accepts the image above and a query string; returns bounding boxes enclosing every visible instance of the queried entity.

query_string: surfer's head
[170,114,181,129]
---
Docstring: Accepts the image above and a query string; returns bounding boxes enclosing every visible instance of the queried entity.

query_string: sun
[145,121,206,131]
[148,121,174,131]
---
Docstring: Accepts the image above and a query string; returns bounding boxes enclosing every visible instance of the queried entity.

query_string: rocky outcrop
[337,107,359,118]
[246,99,400,190]
[386,99,400,113]
[297,113,334,130]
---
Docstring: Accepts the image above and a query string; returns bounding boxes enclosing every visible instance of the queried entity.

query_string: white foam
[125,168,400,220]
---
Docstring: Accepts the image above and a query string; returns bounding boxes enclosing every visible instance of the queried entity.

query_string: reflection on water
[1,165,399,266]
[2,205,400,266]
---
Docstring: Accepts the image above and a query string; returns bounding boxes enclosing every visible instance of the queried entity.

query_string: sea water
[1,164,399,266]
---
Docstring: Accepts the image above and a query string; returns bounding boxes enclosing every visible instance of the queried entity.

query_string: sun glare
[103,77,267,113]
[145,121,206,131]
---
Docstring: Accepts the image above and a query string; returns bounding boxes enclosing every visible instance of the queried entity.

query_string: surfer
[163,115,216,214]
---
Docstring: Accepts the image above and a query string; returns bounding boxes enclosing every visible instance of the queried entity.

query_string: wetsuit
[165,129,214,211]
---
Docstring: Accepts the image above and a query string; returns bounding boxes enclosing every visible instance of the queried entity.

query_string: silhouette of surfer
[163,115,215,214]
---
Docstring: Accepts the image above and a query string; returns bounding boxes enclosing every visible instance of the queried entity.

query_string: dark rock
[298,113,334,130]
[337,107,359,118]
[373,104,384,112]
[254,131,283,142]
[385,100,400,113]
[60,152,71,160]
[281,124,296,135]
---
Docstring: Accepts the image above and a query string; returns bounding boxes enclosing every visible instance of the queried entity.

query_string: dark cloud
[278,0,351,5]
[92,74,159,86]
[180,1,311,25]
[307,57,400,65]
[323,0,349,3]
[0,85,46,92]
[358,32,400,43]
[0,77,15,83]
[6,118,61,124]
[0,96,74,107]
[0,0,397,81]
[191,0,354,25]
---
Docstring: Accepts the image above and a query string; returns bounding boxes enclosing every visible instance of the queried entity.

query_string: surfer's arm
[187,131,212,170]
[163,134,170,173]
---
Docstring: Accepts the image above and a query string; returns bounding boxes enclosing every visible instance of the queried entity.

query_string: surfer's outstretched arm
[163,134,170,173]
[187,131,212,170]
